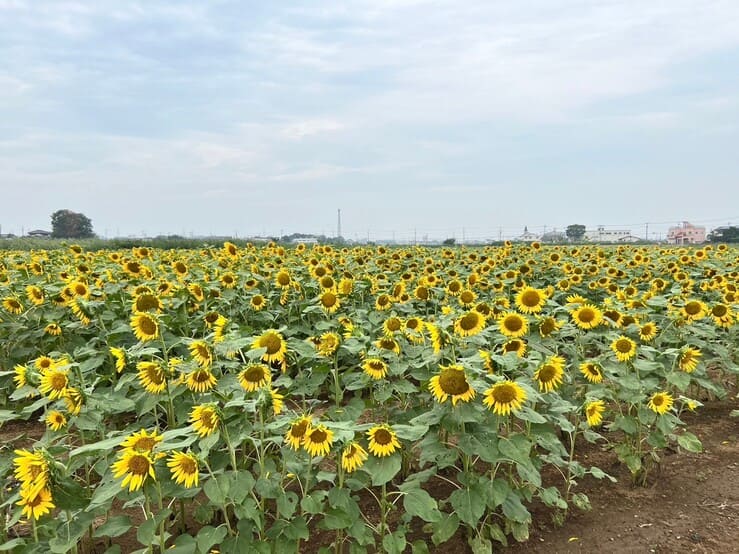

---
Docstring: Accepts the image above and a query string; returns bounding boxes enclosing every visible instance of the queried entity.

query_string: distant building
[585,226,632,243]
[27,229,52,237]
[667,222,706,245]
[290,237,319,245]
[541,230,566,243]
[617,234,642,243]
[515,226,540,242]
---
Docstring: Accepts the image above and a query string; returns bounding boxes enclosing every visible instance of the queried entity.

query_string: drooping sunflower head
[367,425,401,457]
[137,361,167,394]
[534,355,565,393]
[3,297,24,315]
[538,316,561,338]
[189,404,220,437]
[501,339,527,358]
[341,442,368,473]
[579,362,604,383]
[188,340,213,368]
[252,330,287,364]
[120,429,163,454]
[238,364,271,392]
[185,367,218,393]
[167,451,199,488]
[133,293,162,313]
[286,416,312,450]
[375,337,401,355]
[428,364,476,405]
[678,346,701,373]
[362,358,389,380]
[112,450,156,492]
[585,400,605,427]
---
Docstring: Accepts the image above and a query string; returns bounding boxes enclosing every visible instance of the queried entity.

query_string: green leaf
[203,476,227,504]
[362,453,401,486]
[300,490,327,514]
[69,435,124,458]
[382,530,407,554]
[87,479,122,511]
[93,516,132,538]
[393,423,429,441]
[276,491,299,519]
[137,518,157,546]
[431,512,459,545]
[502,491,531,523]
[516,407,547,424]
[677,432,702,453]
[667,370,691,391]
[403,488,441,522]
[450,486,485,527]
[196,525,228,553]
[469,536,493,554]
[52,478,90,510]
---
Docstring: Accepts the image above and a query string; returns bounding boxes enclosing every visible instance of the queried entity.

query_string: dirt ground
[2,395,737,553]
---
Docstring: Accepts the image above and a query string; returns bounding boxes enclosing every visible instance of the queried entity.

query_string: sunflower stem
[332,355,342,407]
[31,517,38,543]
[221,420,239,472]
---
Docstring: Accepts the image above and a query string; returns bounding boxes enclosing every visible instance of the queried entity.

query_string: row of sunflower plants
[0,241,737,553]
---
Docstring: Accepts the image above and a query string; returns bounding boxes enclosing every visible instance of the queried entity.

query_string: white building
[515,226,540,242]
[585,227,632,243]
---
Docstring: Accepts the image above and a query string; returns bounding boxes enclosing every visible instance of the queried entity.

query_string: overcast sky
[1,1,738,241]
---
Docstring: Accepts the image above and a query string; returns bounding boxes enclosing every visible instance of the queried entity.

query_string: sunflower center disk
[493,384,516,403]
[438,369,469,395]
[129,455,150,475]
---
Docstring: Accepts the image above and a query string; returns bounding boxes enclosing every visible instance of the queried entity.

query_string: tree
[565,224,586,242]
[442,238,456,246]
[708,226,739,243]
[51,209,95,239]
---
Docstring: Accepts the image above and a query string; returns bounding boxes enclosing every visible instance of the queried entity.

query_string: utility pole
[414,228,417,245]
[337,209,342,239]
[645,222,649,241]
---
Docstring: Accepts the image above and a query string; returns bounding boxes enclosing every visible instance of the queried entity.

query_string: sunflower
[498,312,528,338]
[367,425,401,457]
[638,322,658,342]
[250,294,267,311]
[35,356,54,371]
[38,368,69,400]
[112,450,156,492]
[429,364,476,405]
[710,303,734,328]
[13,449,49,496]
[458,289,477,308]
[172,261,188,277]
[342,442,368,473]
[454,311,486,337]
[571,304,603,330]
[538,316,562,338]
[219,272,237,289]
[678,346,701,373]
[425,322,442,354]
[275,270,291,289]
[13,364,29,389]
[501,339,527,358]
[185,368,218,393]
[270,388,284,416]
[189,340,213,368]
[137,361,167,394]
[681,300,707,322]
[44,323,62,336]
[238,364,271,392]
[579,362,604,384]
[375,337,401,355]
[479,350,496,373]
[252,330,287,365]
[383,316,403,335]
[120,429,163,454]
[3,297,23,314]
[303,425,334,457]
[167,451,199,488]
[515,287,547,314]
[45,411,67,431]
[26,285,45,306]
[286,416,312,450]
[318,332,341,357]
[130,313,159,342]
[585,400,606,427]
[64,388,83,415]
[482,381,527,416]
[533,355,565,393]
[223,241,239,258]
[110,347,126,373]
[611,336,637,362]
[319,291,340,314]
[17,486,55,520]
[648,391,673,415]
[414,285,430,301]
[188,283,205,303]
[133,293,162,313]
[375,294,392,311]
[362,358,388,380]
[190,404,220,437]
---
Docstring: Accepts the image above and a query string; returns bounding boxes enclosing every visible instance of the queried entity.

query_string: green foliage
[50,209,95,239]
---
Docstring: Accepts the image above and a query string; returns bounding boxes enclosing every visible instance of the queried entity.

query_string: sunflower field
[0,241,737,553]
